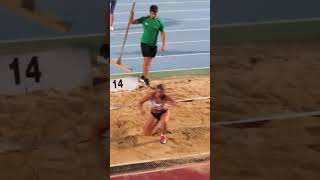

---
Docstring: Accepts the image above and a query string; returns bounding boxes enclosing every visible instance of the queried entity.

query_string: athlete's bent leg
[158,111,169,144]
[143,115,158,136]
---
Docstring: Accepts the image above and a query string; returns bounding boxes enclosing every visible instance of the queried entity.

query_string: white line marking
[112,28,209,36]
[115,8,209,15]
[0,33,103,44]
[117,1,209,6]
[110,67,210,76]
[111,97,210,110]
[214,17,320,28]
[111,152,210,167]
[213,111,320,126]
[111,40,210,48]
[114,18,210,25]
[118,52,210,61]
[177,96,210,102]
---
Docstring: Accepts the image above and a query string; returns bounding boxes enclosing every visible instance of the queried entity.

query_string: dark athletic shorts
[151,110,167,121]
[141,43,157,58]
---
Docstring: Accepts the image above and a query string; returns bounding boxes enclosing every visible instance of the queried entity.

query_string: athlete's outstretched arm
[138,92,152,115]
[166,96,177,106]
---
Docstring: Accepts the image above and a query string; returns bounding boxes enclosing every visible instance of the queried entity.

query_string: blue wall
[213,0,320,24]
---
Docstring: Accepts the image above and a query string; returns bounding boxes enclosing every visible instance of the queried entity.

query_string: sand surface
[213,40,320,179]
[214,40,320,120]
[0,77,107,179]
[110,75,210,165]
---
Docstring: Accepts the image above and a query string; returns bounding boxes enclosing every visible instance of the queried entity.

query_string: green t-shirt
[137,16,164,46]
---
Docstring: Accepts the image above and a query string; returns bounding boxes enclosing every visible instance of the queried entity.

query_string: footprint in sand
[117,136,138,148]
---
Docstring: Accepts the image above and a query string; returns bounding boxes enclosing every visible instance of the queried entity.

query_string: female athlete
[138,84,176,144]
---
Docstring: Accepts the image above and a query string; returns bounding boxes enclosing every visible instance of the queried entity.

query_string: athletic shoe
[139,75,145,83]
[144,78,150,86]
[110,26,114,31]
[160,135,167,144]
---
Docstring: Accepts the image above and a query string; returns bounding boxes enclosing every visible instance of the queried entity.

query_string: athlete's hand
[160,45,165,54]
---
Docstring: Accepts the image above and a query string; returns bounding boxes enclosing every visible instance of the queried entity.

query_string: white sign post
[110,77,139,92]
[0,48,92,95]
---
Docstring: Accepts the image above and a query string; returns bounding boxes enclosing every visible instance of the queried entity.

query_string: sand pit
[213,40,320,179]
[214,40,320,120]
[110,75,210,165]
[0,76,107,179]
[214,117,320,180]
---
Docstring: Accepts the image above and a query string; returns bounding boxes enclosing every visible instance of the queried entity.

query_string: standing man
[110,0,117,31]
[131,5,166,86]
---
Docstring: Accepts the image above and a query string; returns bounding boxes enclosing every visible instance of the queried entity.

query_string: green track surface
[213,19,320,44]
[110,67,210,79]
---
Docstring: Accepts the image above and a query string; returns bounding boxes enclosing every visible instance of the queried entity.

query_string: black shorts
[141,43,157,58]
[151,110,167,121]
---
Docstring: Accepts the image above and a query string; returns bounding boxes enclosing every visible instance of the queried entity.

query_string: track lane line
[116,1,209,6]
[111,40,210,48]
[116,52,210,61]
[110,67,210,76]
[114,18,210,25]
[115,9,209,15]
[111,28,209,36]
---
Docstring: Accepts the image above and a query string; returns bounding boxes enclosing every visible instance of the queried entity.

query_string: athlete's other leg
[143,114,158,136]
[158,111,169,144]
[158,111,169,135]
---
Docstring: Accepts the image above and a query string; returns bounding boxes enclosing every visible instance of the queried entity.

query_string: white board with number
[110,77,139,92]
[0,48,92,95]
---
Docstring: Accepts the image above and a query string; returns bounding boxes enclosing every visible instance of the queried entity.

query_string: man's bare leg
[142,57,152,86]
[143,57,152,78]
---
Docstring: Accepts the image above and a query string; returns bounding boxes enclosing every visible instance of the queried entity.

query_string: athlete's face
[150,10,158,18]
[155,89,164,98]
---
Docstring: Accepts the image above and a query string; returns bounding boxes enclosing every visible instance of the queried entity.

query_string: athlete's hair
[150,5,158,13]
[155,84,165,92]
